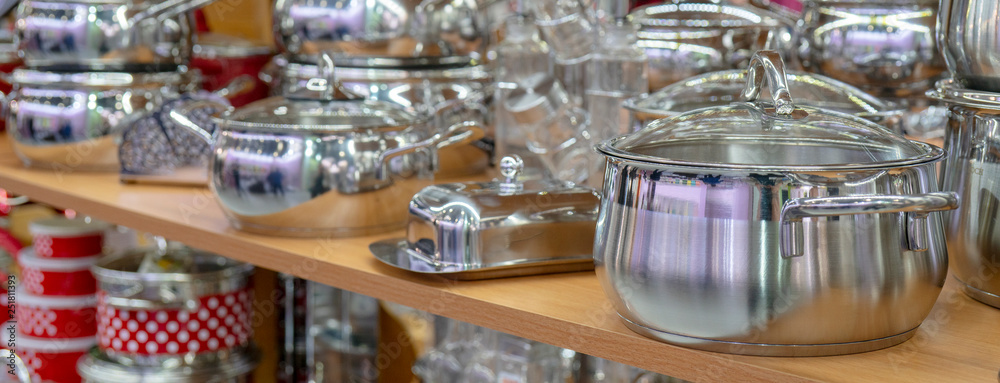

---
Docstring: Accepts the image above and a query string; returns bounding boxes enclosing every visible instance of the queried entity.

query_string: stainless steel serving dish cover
[594,50,956,356]
[371,155,600,280]
[7,69,198,172]
[630,1,790,90]
[624,69,905,133]
[929,79,1000,309]
[14,0,214,70]
[796,0,944,96]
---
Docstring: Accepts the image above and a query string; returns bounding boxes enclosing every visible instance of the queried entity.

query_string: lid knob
[499,155,525,194]
[303,52,362,101]
[741,50,796,116]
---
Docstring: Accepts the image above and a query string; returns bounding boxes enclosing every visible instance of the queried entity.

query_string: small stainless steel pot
[273,0,496,63]
[630,2,791,90]
[172,54,484,237]
[7,69,198,172]
[594,51,957,356]
[624,69,906,133]
[938,0,1000,93]
[796,0,944,96]
[930,80,1000,309]
[14,0,218,70]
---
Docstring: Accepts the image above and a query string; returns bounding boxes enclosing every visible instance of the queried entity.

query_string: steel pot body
[7,69,197,172]
[937,98,1000,309]
[796,0,944,96]
[14,0,214,70]
[631,2,790,90]
[937,0,1000,93]
[78,346,258,383]
[595,152,951,356]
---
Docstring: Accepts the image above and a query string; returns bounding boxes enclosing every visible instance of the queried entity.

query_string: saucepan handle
[166,99,232,146]
[779,191,959,258]
[375,121,485,180]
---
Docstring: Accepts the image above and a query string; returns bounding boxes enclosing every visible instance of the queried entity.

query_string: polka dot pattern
[97,288,252,356]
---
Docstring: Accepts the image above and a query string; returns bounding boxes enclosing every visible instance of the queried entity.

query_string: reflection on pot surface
[938,0,1000,93]
[796,0,944,95]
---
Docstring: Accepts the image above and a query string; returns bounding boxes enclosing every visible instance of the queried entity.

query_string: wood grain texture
[0,137,997,382]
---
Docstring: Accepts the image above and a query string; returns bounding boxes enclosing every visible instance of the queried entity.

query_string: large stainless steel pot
[14,0,217,70]
[171,54,484,237]
[630,2,791,90]
[937,0,1000,93]
[594,51,957,356]
[624,69,906,133]
[930,79,1000,309]
[796,0,944,96]
[7,69,198,172]
[273,0,499,63]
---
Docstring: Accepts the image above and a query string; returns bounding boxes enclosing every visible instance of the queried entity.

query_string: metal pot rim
[209,97,429,134]
[12,68,192,87]
[77,346,259,381]
[632,2,787,29]
[927,79,1000,110]
[91,250,254,285]
[596,136,944,172]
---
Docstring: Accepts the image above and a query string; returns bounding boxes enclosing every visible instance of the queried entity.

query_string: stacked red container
[16,217,107,383]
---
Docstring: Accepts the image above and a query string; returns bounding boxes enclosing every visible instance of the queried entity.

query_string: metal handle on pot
[375,121,485,180]
[779,191,959,258]
[166,99,233,145]
[128,0,223,27]
[742,50,796,116]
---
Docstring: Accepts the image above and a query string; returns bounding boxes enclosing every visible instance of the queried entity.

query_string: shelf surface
[0,138,998,383]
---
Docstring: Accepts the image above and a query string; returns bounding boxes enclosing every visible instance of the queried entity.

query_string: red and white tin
[92,244,254,365]
[16,293,98,339]
[18,248,99,296]
[18,335,96,383]
[29,218,108,258]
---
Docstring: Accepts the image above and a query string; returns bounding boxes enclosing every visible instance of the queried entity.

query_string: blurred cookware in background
[594,51,956,356]
[14,0,220,70]
[930,79,1000,310]
[630,1,791,90]
[624,68,906,133]
[190,33,273,107]
[169,54,483,237]
[937,0,1000,93]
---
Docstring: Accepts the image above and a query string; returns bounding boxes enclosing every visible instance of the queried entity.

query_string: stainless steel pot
[937,0,1000,93]
[14,0,217,70]
[7,69,198,172]
[930,79,1000,309]
[624,69,906,133]
[594,51,957,356]
[172,54,484,237]
[77,347,259,383]
[273,0,498,63]
[796,0,944,96]
[630,1,791,90]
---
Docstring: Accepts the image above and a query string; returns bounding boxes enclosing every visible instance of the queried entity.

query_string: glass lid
[601,51,940,171]
[216,53,425,133]
[627,69,905,123]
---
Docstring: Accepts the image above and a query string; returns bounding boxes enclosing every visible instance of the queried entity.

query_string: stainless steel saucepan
[594,50,957,356]
[15,0,218,70]
[169,54,484,237]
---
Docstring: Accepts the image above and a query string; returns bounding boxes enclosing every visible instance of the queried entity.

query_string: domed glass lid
[600,51,941,171]
[215,53,425,133]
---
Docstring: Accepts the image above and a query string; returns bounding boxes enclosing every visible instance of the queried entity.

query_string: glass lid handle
[499,155,524,194]
[741,50,795,116]
[309,52,362,101]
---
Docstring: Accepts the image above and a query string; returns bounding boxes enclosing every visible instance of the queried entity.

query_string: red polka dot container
[19,335,96,383]
[17,248,99,296]
[91,245,254,367]
[16,293,98,339]
[29,217,108,258]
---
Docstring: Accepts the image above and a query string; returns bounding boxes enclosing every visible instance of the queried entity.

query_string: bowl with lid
[170,54,484,237]
[595,50,957,356]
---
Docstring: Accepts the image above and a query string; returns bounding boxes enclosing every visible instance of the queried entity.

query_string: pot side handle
[779,191,959,258]
[166,99,232,146]
[375,121,485,180]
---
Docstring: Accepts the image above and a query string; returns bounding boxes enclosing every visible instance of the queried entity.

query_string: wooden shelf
[0,140,998,383]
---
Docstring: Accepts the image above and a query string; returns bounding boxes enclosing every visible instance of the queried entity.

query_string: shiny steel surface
[938,101,1000,309]
[7,69,195,172]
[371,155,600,280]
[796,0,944,96]
[77,346,259,382]
[624,69,906,133]
[630,2,789,90]
[938,0,1000,93]
[273,0,495,61]
[594,50,953,356]
[15,0,213,69]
